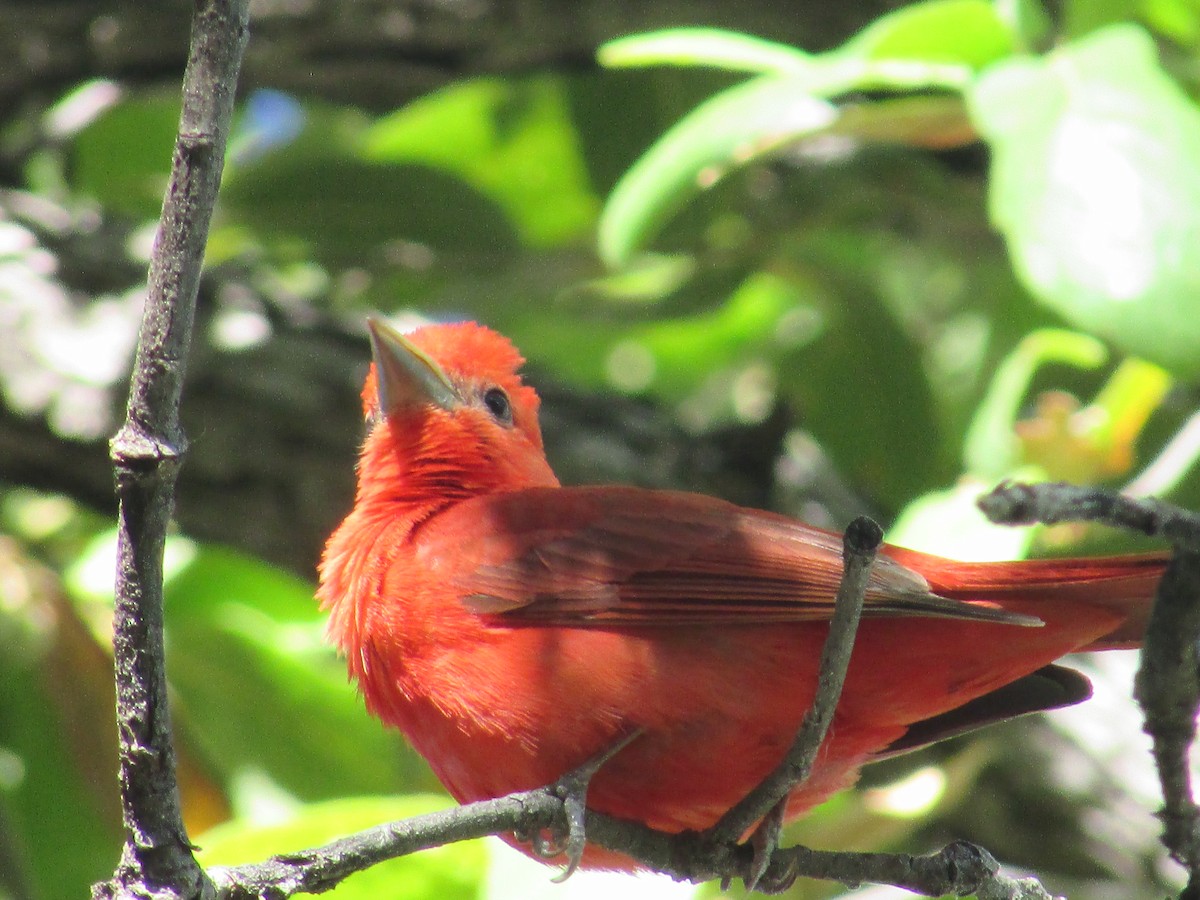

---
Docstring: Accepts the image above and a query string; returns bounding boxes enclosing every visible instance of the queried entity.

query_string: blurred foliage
[4,0,1200,898]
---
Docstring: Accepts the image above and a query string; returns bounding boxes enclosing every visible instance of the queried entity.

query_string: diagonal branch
[93,2,250,899]
[700,515,880,889]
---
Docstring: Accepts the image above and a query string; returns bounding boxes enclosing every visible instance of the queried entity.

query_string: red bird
[318,318,1164,871]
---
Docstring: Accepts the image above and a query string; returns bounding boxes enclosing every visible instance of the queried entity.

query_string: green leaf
[828,94,974,148]
[776,233,953,508]
[632,270,806,399]
[839,0,1016,68]
[67,534,426,801]
[1141,0,1200,44]
[0,653,119,898]
[597,5,1002,268]
[963,329,1108,479]
[1062,0,1133,38]
[996,0,1053,50]
[224,157,518,266]
[598,28,814,74]
[197,795,484,900]
[362,77,598,248]
[598,76,838,267]
[564,252,697,305]
[969,24,1200,376]
[506,268,811,408]
[68,93,180,219]
[220,102,519,267]
[1086,358,1172,476]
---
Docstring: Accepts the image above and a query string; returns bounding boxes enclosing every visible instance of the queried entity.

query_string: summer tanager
[318,319,1164,870]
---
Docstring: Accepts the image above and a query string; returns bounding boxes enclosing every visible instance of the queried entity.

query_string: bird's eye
[482,387,513,425]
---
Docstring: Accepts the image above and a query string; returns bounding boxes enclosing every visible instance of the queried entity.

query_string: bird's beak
[367,318,461,414]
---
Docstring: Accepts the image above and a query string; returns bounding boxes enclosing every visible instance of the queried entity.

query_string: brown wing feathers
[449,487,1040,627]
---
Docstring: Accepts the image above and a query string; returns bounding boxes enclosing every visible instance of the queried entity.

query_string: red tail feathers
[884,548,1168,651]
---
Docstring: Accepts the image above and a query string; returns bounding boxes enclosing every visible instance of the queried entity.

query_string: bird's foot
[744,798,791,893]
[526,729,643,881]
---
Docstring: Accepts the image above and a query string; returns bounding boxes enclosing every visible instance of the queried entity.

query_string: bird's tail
[883,549,1168,651]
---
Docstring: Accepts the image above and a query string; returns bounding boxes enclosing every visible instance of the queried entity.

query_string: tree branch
[1134,550,1200,896]
[93,2,250,898]
[977,480,1200,551]
[700,516,880,889]
[980,480,1200,896]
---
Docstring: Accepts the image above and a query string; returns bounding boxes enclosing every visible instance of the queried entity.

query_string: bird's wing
[414,486,1039,627]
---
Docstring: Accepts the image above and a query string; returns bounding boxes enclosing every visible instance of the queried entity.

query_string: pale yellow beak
[367,318,461,414]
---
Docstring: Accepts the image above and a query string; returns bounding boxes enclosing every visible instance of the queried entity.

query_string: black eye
[482,387,513,425]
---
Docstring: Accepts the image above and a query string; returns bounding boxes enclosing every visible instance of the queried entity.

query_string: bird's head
[357,318,558,505]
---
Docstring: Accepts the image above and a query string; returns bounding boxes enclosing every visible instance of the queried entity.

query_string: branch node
[843,514,883,555]
[110,423,188,471]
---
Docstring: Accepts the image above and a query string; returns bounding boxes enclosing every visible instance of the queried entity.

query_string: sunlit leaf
[838,0,1015,68]
[997,0,1053,50]
[599,28,814,74]
[1141,0,1200,44]
[1062,0,1135,38]
[564,252,696,305]
[969,24,1200,375]
[1016,359,1172,483]
[963,329,1108,479]
[362,77,598,248]
[596,6,998,268]
[507,269,813,411]
[1083,360,1173,470]
[598,76,838,267]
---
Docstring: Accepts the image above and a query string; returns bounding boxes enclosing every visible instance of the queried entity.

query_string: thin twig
[980,480,1200,897]
[978,480,1200,551]
[703,517,881,856]
[94,2,250,899]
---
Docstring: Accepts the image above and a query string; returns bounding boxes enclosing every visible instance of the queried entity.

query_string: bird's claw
[548,769,591,882]
[749,854,799,895]
[744,798,788,893]
[528,728,643,881]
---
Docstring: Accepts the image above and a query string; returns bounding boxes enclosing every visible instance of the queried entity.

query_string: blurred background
[2,0,1200,897]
